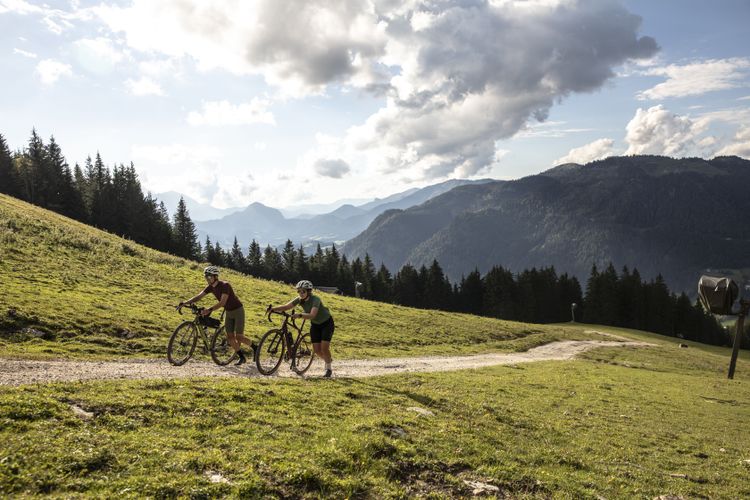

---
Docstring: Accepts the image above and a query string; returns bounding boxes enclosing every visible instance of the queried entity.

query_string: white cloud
[0,0,43,15]
[0,0,92,33]
[94,0,389,97]
[125,77,164,96]
[738,96,750,101]
[13,47,36,58]
[554,138,615,165]
[73,37,126,74]
[624,105,708,156]
[637,58,750,100]
[35,59,73,85]
[313,158,351,178]
[716,125,750,158]
[187,99,275,126]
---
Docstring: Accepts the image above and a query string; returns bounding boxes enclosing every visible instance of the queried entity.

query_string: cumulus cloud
[637,58,750,100]
[186,99,275,126]
[716,125,750,158]
[125,76,165,96]
[554,138,615,165]
[93,0,658,180]
[346,0,658,179]
[35,59,72,85]
[94,0,389,96]
[624,105,708,156]
[313,158,351,178]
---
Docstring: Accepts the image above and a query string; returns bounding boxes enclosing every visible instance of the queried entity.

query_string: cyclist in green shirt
[270,280,334,377]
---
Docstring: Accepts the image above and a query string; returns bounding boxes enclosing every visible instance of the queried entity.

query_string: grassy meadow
[1,193,750,498]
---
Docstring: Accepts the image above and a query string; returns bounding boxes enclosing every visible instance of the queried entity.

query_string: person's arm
[180,290,207,306]
[271,299,298,313]
[202,293,228,315]
[293,306,318,321]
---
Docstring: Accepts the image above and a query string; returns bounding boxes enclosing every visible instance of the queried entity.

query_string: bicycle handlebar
[266,304,300,328]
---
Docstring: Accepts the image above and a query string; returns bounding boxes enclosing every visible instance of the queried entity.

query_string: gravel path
[0,339,653,386]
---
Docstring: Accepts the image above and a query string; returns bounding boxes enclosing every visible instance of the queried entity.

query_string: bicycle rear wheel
[167,321,198,366]
[209,326,237,366]
[256,329,285,375]
[291,332,314,375]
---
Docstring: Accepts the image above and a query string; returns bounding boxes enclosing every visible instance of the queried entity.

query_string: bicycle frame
[266,308,306,361]
[180,303,225,351]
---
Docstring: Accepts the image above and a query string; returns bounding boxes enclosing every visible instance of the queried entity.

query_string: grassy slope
[2,194,750,498]
[0,193,598,360]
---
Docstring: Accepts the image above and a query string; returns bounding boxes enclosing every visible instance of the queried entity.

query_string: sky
[1,0,749,210]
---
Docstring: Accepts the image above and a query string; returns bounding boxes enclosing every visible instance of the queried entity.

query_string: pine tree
[459,268,484,315]
[263,244,283,280]
[393,264,421,308]
[294,244,309,281]
[171,197,200,259]
[483,265,517,320]
[229,237,246,273]
[247,240,263,277]
[281,240,296,281]
[0,134,21,197]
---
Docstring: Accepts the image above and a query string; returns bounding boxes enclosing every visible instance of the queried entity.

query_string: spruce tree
[0,134,21,197]
[171,197,200,259]
[247,240,263,277]
[229,237,247,273]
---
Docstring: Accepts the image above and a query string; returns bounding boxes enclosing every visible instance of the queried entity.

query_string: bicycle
[255,305,315,376]
[167,303,237,366]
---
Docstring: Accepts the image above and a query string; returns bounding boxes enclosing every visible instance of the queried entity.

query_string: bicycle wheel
[291,331,314,375]
[167,321,198,366]
[256,329,285,375]
[209,326,237,366]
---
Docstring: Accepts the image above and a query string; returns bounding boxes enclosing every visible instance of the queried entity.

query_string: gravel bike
[167,303,236,366]
[256,306,314,376]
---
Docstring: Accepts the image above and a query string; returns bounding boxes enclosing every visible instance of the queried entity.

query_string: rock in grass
[407,406,435,417]
[463,480,499,495]
[70,404,94,420]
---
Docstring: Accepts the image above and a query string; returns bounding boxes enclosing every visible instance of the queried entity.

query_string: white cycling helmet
[295,280,313,290]
[204,265,220,276]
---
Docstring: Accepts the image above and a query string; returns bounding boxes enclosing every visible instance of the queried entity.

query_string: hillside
[0,193,595,360]
[343,156,750,293]
[1,193,750,498]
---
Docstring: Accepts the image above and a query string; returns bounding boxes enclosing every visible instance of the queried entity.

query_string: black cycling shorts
[310,317,334,343]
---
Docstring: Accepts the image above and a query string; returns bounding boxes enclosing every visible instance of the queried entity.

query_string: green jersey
[291,294,331,325]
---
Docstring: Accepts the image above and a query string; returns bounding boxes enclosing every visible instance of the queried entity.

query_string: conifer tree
[0,134,21,197]
[171,197,200,259]
[281,239,296,281]
[263,244,283,280]
[459,268,484,314]
[247,240,263,277]
[229,237,246,273]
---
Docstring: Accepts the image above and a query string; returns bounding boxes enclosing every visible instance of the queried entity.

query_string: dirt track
[0,339,653,386]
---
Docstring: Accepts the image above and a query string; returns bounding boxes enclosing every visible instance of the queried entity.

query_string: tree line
[0,130,733,346]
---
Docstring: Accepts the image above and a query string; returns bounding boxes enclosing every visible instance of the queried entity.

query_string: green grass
[1,341,748,498]
[2,194,750,498]
[0,193,600,360]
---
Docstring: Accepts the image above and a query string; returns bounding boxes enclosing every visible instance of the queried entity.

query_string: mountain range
[190,178,492,248]
[342,155,750,294]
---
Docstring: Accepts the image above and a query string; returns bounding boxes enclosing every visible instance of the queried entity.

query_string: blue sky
[1,0,748,209]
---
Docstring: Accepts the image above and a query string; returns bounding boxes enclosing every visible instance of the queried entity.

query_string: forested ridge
[0,130,737,347]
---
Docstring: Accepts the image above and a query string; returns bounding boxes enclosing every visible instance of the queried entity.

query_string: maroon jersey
[203,280,242,311]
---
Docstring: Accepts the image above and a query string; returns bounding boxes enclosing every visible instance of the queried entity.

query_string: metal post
[728,299,749,380]
[571,303,577,323]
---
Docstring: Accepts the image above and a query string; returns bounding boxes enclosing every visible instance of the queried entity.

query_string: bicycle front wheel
[167,321,198,366]
[209,326,237,366]
[256,329,285,375]
[291,332,315,375]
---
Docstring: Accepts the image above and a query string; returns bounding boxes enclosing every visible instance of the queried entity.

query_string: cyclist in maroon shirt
[179,266,254,365]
